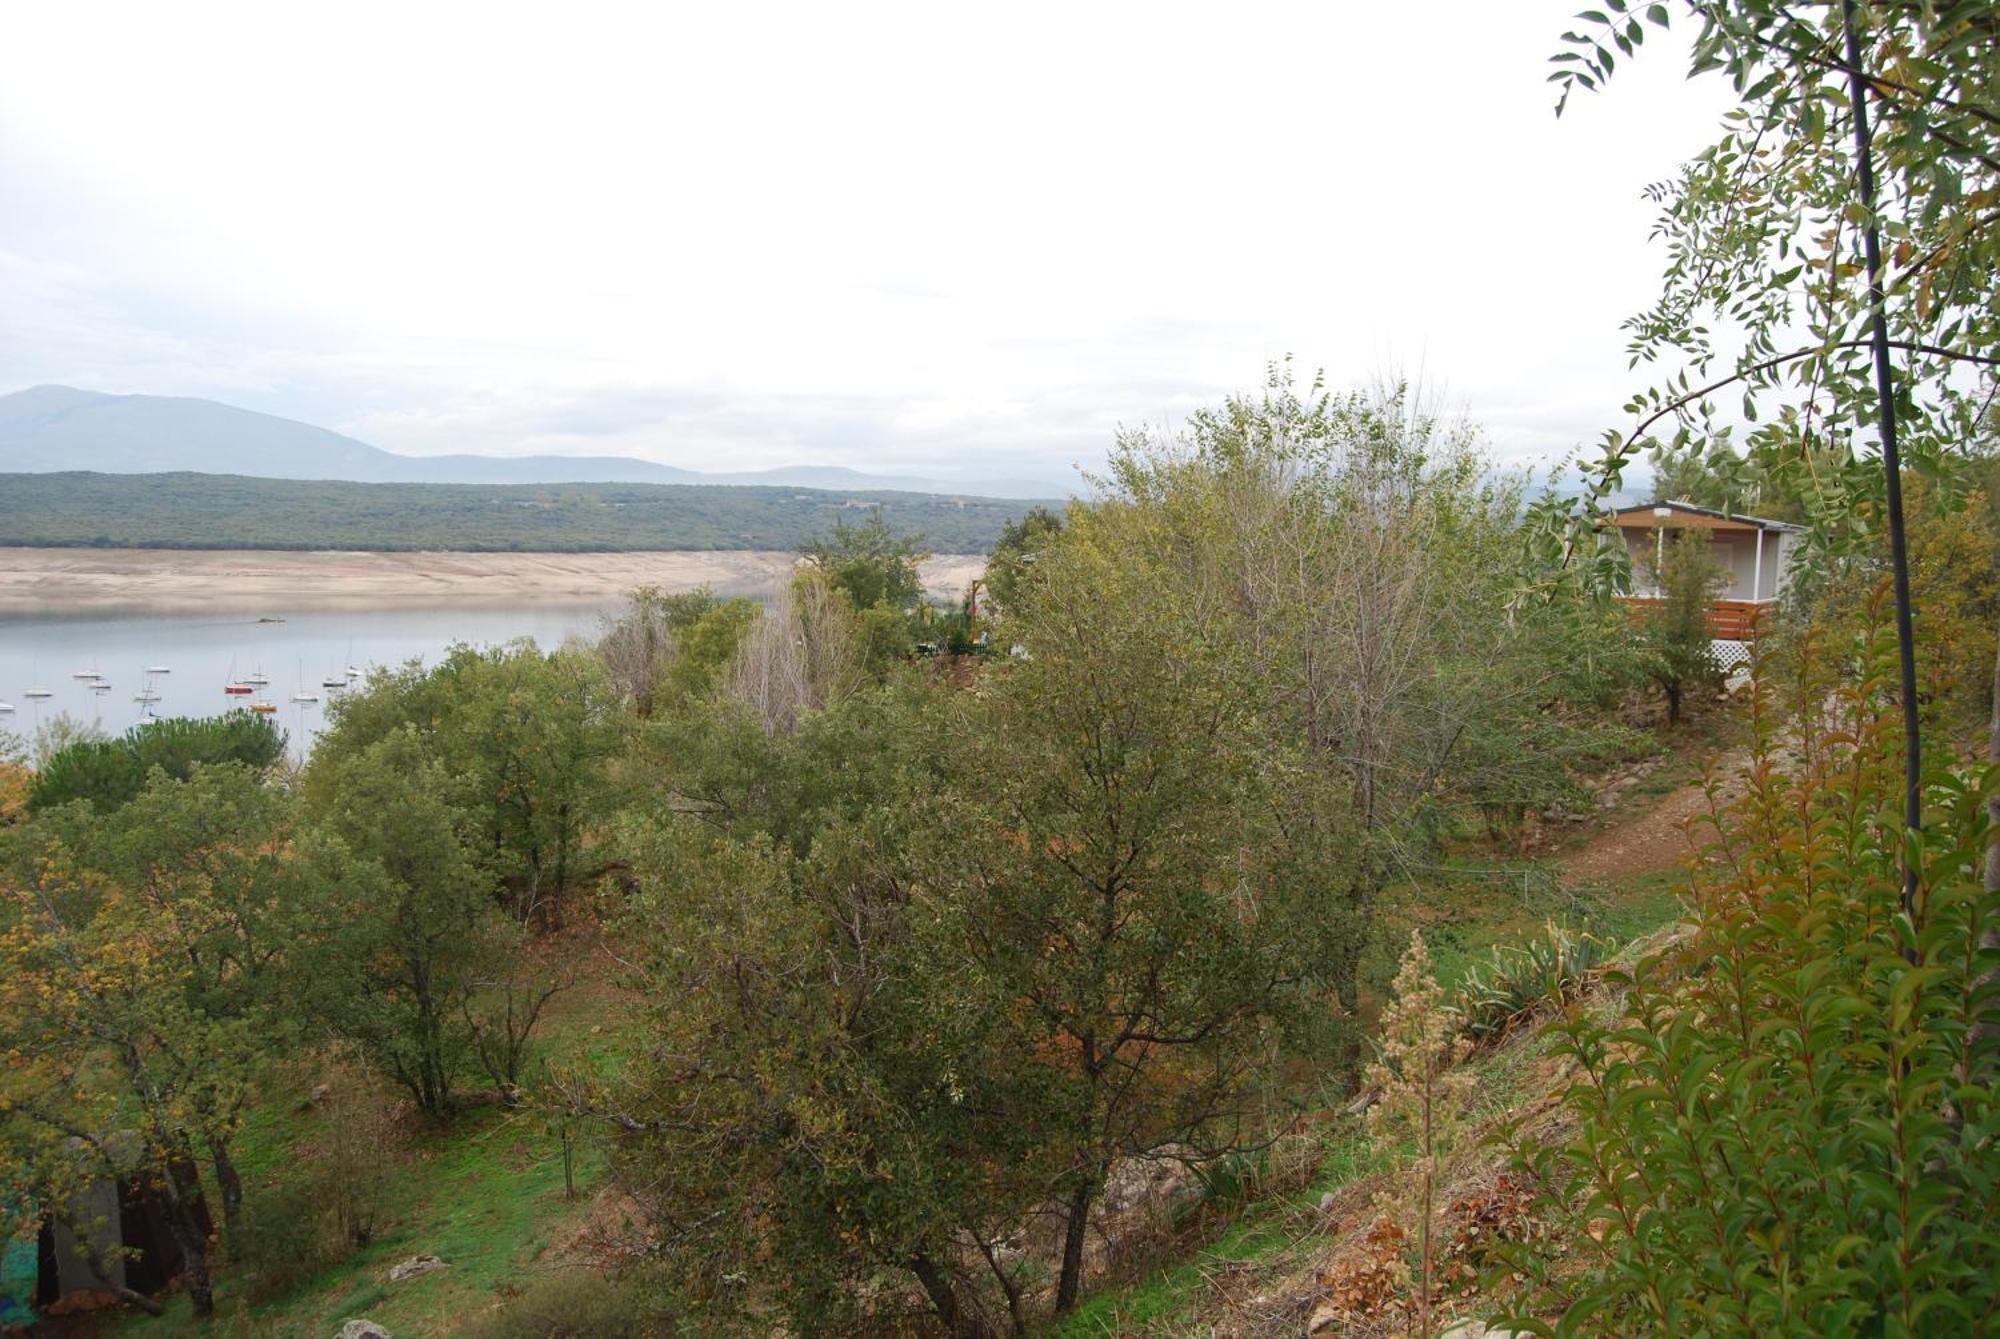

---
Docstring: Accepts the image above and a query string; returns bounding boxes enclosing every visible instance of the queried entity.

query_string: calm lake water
[0,605,618,758]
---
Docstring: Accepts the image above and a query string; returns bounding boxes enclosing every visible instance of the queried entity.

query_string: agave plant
[1457,921,1611,1043]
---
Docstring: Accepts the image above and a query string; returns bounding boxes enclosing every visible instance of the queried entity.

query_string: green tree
[926,503,1348,1315]
[800,506,927,613]
[982,504,1065,618]
[27,711,284,812]
[299,730,524,1117]
[309,642,618,924]
[1098,369,1632,1038]
[597,585,758,715]
[0,763,299,1319]
[1638,527,1728,725]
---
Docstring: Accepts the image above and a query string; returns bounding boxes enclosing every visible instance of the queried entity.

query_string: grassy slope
[115,944,640,1338]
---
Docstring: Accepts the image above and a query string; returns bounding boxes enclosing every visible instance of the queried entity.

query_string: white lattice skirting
[1712,639,1754,670]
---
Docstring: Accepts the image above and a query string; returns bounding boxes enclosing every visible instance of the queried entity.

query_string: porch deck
[1618,596,1774,642]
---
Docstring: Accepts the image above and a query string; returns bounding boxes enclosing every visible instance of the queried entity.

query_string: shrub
[27,712,284,811]
[463,1270,670,1339]
[1456,921,1613,1044]
[232,1179,348,1304]
[1497,619,2000,1334]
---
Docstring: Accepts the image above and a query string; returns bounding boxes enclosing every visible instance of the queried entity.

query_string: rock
[386,1253,448,1283]
[1440,1323,1532,1339]
[336,1321,392,1339]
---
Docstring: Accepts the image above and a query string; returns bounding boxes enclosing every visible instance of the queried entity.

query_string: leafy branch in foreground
[1496,606,1999,1334]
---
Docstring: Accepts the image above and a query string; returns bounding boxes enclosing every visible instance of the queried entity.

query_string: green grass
[122,1102,607,1338]
[114,956,632,1338]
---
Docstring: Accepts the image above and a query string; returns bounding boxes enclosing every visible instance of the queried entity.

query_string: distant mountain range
[0,385,1070,500]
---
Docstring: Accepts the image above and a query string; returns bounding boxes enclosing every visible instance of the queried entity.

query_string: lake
[0,604,619,758]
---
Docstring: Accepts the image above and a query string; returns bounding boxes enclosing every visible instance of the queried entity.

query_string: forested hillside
[0,471,1040,552]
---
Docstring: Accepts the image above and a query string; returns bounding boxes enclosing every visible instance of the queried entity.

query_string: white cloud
[0,0,1733,481]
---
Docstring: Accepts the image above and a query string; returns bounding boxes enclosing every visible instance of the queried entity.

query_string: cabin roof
[1609,499,1802,534]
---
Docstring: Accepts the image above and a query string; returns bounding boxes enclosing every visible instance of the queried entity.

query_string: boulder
[336,1321,392,1339]
[386,1253,448,1283]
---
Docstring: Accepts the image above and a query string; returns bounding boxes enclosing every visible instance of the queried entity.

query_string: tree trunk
[1666,681,1682,727]
[908,1253,992,1339]
[161,1158,216,1321]
[1053,1181,1094,1314]
[76,1244,165,1316]
[207,1136,244,1250]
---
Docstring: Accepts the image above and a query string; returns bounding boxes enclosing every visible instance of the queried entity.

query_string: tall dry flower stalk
[1365,929,1476,1339]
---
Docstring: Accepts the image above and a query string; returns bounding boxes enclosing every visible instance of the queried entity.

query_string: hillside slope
[0,471,1036,553]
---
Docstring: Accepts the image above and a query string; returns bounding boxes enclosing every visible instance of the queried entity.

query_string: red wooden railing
[1618,597,1772,641]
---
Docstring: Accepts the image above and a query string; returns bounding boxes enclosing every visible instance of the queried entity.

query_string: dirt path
[1558,748,1748,886]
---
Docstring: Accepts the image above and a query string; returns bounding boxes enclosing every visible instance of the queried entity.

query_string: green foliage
[1093,367,1636,1022]
[1456,921,1614,1044]
[983,503,1065,617]
[0,762,301,1319]
[310,641,619,924]
[1498,620,2000,1334]
[1637,528,1727,725]
[800,506,928,611]
[1538,0,2000,591]
[597,585,758,715]
[297,730,525,1117]
[232,1178,351,1304]
[0,471,1039,553]
[27,710,284,811]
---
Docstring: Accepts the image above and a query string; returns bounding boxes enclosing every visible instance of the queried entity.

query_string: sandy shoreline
[0,548,988,617]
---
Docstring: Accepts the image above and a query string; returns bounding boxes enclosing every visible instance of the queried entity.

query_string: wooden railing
[1618,597,1773,641]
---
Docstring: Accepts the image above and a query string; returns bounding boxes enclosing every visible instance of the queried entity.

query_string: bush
[1497,620,2000,1333]
[27,712,284,811]
[1455,921,1613,1044]
[232,1179,349,1304]
[463,1270,671,1339]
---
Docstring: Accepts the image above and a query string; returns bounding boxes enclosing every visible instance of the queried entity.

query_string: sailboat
[290,661,319,703]
[0,701,14,714]
[133,675,162,705]
[145,664,172,675]
[245,667,271,687]
[24,686,52,700]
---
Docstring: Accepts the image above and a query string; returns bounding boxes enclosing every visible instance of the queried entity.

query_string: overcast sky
[0,1,1731,488]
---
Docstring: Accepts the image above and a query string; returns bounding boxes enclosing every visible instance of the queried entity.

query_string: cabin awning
[1607,500,1800,534]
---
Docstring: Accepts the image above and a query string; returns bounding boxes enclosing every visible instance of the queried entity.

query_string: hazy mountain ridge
[0,386,1071,499]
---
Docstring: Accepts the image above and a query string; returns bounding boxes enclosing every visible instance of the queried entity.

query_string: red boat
[224,683,254,695]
